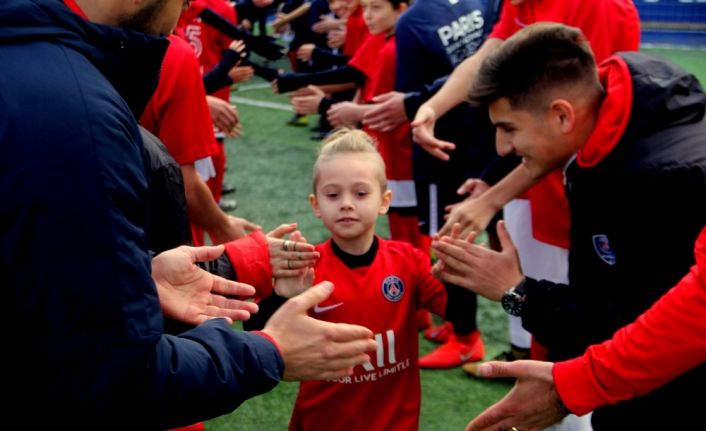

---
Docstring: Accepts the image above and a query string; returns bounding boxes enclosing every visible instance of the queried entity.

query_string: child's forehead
[316,153,382,182]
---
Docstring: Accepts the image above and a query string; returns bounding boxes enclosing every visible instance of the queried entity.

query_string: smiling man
[431,22,706,429]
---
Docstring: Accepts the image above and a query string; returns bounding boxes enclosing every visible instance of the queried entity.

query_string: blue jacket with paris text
[0,1,282,428]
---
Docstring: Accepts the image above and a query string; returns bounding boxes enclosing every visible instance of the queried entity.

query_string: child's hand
[327,101,362,127]
[266,224,320,277]
[275,267,315,298]
[228,65,254,84]
[291,86,325,115]
[297,44,315,62]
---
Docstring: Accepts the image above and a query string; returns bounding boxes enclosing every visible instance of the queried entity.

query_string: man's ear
[379,190,392,215]
[549,99,576,134]
[309,194,322,218]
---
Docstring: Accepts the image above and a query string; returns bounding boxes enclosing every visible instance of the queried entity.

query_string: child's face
[329,0,358,19]
[361,0,399,35]
[310,153,391,248]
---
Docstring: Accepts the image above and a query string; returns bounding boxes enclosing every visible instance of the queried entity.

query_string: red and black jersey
[290,238,447,431]
[343,5,370,57]
[177,0,239,102]
[140,35,218,165]
[348,33,386,103]
[355,35,414,185]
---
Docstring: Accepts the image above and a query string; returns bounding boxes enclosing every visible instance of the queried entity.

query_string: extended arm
[272,3,312,32]
[411,38,502,158]
[181,163,258,244]
[465,227,706,431]
[439,164,537,237]
[275,65,366,93]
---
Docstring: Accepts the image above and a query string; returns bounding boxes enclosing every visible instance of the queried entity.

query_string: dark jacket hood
[0,0,169,117]
[622,51,706,142]
[578,51,706,168]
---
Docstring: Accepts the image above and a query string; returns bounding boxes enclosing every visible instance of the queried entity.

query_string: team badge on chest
[592,234,617,266]
[381,276,405,302]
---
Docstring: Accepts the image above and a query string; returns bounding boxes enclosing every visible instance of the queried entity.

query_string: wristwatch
[501,277,527,316]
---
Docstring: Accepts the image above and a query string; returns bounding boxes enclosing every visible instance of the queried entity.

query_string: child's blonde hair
[312,128,387,193]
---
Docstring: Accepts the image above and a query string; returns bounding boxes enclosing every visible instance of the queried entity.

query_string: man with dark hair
[432,22,706,429]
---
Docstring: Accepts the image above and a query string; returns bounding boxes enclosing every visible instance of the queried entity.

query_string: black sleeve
[276,65,365,93]
[203,50,241,94]
[243,58,281,82]
[200,7,285,61]
[401,75,449,120]
[243,294,289,331]
[311,46,350,68]
[520,277,586,360]
[317,95,333,116]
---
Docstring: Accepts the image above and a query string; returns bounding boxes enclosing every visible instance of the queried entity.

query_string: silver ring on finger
[282,240,290,251]
[287,259,292,270]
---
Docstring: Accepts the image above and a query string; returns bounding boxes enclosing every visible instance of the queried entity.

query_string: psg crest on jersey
[592,234,616,266]
[381,276,405,302]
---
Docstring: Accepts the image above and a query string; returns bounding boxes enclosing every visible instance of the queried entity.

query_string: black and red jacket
[520,52,706,428]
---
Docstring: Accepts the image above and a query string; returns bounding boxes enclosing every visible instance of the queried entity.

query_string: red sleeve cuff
[224,230,273,298]
[554,357,605,416]
[253,330,282,356]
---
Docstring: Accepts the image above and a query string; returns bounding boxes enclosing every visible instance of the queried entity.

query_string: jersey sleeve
[140,36,218,165]
[412,247,447,316]
[554,227,706,415]
[487,0,518,41]
[224,230,274,298]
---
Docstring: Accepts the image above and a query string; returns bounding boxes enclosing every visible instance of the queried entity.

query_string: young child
[274,128,476,430]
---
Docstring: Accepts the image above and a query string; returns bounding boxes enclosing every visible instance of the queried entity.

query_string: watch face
[502,291,523,316]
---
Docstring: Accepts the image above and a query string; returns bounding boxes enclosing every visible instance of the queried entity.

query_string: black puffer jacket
[522,52,706,428]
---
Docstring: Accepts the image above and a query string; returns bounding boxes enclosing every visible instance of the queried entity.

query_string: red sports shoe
[419,331,484,369]
[423,321,454,344]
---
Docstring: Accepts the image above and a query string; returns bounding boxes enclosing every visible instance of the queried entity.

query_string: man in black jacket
[431,23,706,429]
[0,0,375,428]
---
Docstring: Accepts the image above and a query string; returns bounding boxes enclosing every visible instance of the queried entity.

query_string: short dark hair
[469,23,598,110]
[388,0,409,9]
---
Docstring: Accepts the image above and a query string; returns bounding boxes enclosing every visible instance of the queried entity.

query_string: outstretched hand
[411,104,456,161]
[439,178,493,237]
[262,281,377,381]
[432,220,523,301]
[275,267,315,298]
[153,245,259,325]
[362,91,407,132]
[465,360,568,431]
[266,223,319,277]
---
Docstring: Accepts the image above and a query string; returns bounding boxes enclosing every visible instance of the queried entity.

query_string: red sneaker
[419,332,484,369]
[423,321,454,344]
[416,309,433,330]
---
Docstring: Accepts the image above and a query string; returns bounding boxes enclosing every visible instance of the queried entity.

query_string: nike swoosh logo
[313,302,344,313]
[460,348,480,362]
